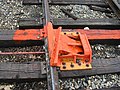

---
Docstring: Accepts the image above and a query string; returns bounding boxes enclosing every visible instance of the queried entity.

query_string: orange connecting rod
[77,29,120,40]
[13,29,120,41]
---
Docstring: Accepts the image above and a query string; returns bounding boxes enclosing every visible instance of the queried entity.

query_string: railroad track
[0,0,120,90]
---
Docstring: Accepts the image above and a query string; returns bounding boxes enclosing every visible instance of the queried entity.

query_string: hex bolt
[64,32,66,35]
[43,67,46,70]
[70,63,74,68]
[62,62,66,65]
[86,64,89,67]
[78,62,81,66]
[63,65,66,69]
[42,32,45,34]
[76,32,79,34]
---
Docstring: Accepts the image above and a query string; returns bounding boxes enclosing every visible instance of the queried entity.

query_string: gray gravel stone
[0,81,47,90]
[59,74,120,90]
[50,5,116,19]
[0,0,42,30]
[118,45,120,49]
[0,1,119,89]
[0,46,45,62]
[91,44,120,59]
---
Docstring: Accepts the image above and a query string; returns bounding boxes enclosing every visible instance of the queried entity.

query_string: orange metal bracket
[13,22,120,70]
[44,22,92,70]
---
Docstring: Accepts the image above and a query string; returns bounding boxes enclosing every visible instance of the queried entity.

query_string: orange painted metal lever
[13,22,120,70]
[45,22,92,70]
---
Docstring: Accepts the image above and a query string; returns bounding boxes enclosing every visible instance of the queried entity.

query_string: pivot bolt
[76,32,79,34]
[78,62,81,66]
[62,62,66,65]
[70,63,74,68]
[86,64,89,67]
[63,65,66,69]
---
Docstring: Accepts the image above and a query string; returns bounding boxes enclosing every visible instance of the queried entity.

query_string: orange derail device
[13,22,120,70]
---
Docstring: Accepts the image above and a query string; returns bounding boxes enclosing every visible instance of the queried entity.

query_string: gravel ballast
[50,5,116,19]
[0,0,42,30]
[0,46,45,63]
[0,0,120,90]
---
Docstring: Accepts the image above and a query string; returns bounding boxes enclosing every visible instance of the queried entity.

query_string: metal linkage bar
[11,28,120,41]
[76,29,120,40]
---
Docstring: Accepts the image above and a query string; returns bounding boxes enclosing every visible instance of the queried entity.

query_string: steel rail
[42,0,59,89]
[106,0,120,19]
